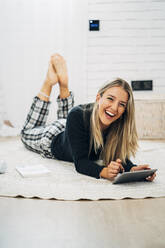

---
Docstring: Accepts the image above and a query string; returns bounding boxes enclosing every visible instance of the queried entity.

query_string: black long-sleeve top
[51,103,136,179]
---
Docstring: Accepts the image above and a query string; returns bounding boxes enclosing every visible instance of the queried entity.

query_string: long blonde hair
[90,78,138,165]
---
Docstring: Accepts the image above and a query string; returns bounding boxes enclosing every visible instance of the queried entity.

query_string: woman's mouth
[105,110,116,118]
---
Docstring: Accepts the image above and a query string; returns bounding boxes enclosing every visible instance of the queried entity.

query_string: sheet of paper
[16,164,51,178]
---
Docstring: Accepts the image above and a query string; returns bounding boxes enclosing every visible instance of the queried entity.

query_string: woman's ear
[96,93,101,102]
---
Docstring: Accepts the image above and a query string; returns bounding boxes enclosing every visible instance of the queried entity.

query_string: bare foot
[45,60,58,86]
[51,54,68,89]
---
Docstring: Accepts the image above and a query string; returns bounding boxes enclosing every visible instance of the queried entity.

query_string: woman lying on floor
[21,54,156,181]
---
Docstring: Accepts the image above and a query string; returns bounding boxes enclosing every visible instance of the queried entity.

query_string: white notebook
[16,164,51,178]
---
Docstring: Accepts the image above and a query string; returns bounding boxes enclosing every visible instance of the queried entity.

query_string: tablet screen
[113,169,157,184]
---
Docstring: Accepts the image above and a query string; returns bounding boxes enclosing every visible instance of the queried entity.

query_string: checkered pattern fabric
[21,92,74,158]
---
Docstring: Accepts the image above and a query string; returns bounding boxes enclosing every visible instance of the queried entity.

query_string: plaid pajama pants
[21,92,74,158]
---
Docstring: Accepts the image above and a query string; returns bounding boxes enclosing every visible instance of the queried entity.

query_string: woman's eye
[120,103,126,107]
[107,97,113,101]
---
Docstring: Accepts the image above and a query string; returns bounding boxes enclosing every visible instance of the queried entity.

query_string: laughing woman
[21,54,156,181]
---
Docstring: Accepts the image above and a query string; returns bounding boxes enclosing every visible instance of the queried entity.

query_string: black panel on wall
[89,20,100,31]
[131,80,153,91]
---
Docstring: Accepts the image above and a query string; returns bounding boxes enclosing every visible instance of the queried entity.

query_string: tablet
[113,169,157,184]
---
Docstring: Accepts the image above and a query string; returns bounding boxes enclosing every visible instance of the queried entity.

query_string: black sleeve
[123,158,137,172]
[65,107,105,179]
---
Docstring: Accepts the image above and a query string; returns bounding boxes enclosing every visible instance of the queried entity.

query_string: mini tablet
[113,169,157,184]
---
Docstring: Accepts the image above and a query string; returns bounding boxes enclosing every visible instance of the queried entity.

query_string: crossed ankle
[59,85,69,90]
[59,88,70,99]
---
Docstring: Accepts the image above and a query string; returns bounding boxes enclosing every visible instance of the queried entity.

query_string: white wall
[0,83,6,126]
[0,0,88,126]
[87,0,165,101]
[1,0,165,127]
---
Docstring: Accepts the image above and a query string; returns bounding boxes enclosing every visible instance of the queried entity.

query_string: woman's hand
[100,158,125,180]
[130,164,156,182]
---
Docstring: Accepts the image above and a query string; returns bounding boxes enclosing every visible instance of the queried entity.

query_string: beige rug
[0,137,165,200]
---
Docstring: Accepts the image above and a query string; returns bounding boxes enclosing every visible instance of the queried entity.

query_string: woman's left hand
[130,164,156,182]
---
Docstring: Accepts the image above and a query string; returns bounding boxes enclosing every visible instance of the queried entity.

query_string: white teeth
[105,111,115,117]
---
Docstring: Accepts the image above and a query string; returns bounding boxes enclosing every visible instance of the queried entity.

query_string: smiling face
[97,86,129,130]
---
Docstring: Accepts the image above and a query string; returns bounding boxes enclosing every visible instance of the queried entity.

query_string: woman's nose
[111,101,118,112]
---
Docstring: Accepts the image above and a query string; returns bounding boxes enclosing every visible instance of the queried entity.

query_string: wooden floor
[0,196,165,248]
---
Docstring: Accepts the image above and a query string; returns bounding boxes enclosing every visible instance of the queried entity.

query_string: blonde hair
[89,78,138,165]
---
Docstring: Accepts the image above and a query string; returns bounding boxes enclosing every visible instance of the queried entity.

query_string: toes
[51,53,65,64]
[51,53,63,61]
[51,53,60,58]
